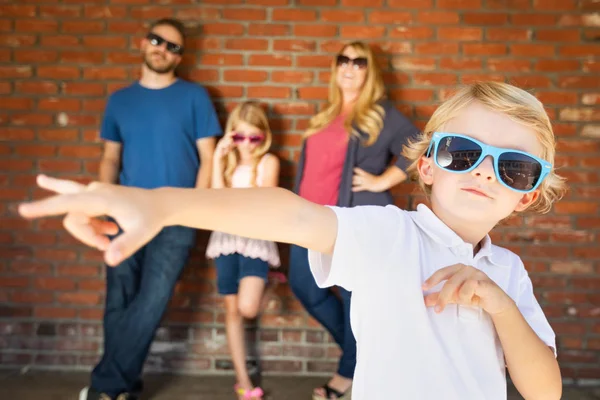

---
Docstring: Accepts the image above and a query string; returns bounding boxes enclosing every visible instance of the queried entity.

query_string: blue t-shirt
[100,79,222,189]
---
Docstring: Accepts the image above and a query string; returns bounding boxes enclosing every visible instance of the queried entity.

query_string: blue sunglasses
[426,132,552,193]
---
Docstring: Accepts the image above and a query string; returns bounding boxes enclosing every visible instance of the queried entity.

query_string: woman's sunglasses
[146,33,184,55]
[426,132,552,193]
[232,133,264,144]
[336,54,368,70]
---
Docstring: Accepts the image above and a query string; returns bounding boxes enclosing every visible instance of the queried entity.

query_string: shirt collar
[409,204,502,266]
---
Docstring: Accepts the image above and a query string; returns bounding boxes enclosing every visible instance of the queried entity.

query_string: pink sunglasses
[231,132,264,144]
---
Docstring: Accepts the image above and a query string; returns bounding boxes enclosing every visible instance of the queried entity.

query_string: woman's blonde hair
[304,41,386,146]
[222,101,272,187]
[402,81,567,214]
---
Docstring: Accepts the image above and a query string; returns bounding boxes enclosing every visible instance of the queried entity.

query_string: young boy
[19,82,565,400]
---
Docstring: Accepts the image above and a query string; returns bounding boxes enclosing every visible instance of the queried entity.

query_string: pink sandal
[234,384,264,399]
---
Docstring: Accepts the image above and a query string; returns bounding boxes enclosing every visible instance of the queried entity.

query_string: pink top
[205,155,281,267]
[299,115,348,206]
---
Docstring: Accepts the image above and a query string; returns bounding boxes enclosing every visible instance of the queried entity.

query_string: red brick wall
[1,0,599,382]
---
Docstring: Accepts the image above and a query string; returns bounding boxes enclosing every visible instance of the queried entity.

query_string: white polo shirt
[308,204,556,400]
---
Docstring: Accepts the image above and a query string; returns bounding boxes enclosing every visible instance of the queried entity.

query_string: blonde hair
[304,41,386,146]
[402,81,567,214]
[222,101,273,187]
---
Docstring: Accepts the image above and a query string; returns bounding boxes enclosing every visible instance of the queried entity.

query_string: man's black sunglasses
[146,33,183,55]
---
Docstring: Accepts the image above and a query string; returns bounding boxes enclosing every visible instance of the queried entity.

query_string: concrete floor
[2,371,600,399]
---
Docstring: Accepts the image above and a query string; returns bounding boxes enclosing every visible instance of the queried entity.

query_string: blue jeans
[215,254,269,295]
[288,245,356,379]
[90,225,196,398]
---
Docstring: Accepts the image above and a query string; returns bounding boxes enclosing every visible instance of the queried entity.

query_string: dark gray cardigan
[293,99,420,207]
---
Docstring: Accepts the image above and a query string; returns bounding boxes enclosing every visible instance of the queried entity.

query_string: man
[80,18,221,400]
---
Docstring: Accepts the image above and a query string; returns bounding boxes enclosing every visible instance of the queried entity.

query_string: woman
[288,41,420,400]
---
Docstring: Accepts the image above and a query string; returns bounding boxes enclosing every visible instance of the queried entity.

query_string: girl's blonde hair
[402,81,567,214]
[304,41,386,146]
[222,101,272,187]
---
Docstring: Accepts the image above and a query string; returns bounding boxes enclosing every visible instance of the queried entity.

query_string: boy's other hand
[18,174,165,267]
[422,263,516,316]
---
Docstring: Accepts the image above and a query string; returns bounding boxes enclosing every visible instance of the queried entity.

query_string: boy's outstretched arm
[492,307,562,400]
[19,175,337,266]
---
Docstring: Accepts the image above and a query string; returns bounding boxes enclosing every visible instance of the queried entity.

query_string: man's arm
[99,141,122,184]
[196,137,216,188]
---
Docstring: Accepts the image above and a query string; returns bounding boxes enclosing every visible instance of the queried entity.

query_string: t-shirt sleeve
[386,107,420,172]
[308,205,406,292]
[194,86,222,140]
[100,96,121,143]
[515,263,557,357]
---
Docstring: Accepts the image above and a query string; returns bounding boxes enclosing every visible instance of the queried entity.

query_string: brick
[535,60,580,72]
[388,0,433,6]
[247,87,291,99]
[272,9,316,21]
[0,97,34,110]
[511,44,555,57]
[462,74,505,84]
[187,70,219,83]
[297,87,328,100]
[61,21,105,34]
[535,91,578,105]
[60,51,104,64]
[533,0,577,10]
[129,6,173,19]
[415,42,459,55]
[555,201,598,214]
[369,11,412,24]
[11,292,54,304]
[39,5,82,18]
[463,12,508,25]
[223,8,265,20]
[559,76,600,89]
[486,28,531,41]
[582,94,600,106]
[437,0,481,8]
[15,145,57,158]
[390,26,434,40]
[341,26,386,38]
[437,27,482,41]
[512,14,558,26]
[560,45,600,57]
[0,276,30,288]
[392,57,436,71]
[83,67,127,80]
[389,88,434,102]
[510,75,551,89]
[82,36,127,49]
[41,35,80,47]
[560,108,600,122]
[14,49,58,63]
[487,59,530,72]
[463,43,506,56]
[62,83,105,97]
[273,40,315,52]
[57,264,100,277]
[34,307,77,319]
[0,5,36,17]
[38,129,79,142]
[417,11,459,24]
[248,54,292,66]
[248,23,289,36]
[536,29,580,42]
[57,145,102,158]
[272,71,314,84]
[15,81,58,95]
[203,85,242,99]
[57,292,101,306]
[0,34,35,47]
[15,20,58,33]
[413,73,457,86]
[247,0,289,4]
[223,70,268,83]
[298,0,335,5]
[202,23,244,36]
[225,39,268,51]
[38,98,81,112]
[84,5,128,19]
[439,57,481,70]
[294,25,337,37]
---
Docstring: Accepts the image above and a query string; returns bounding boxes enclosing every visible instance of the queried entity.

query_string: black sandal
[312,384,349,400]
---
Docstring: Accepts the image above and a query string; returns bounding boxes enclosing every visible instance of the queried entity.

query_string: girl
[206,101,280,400]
